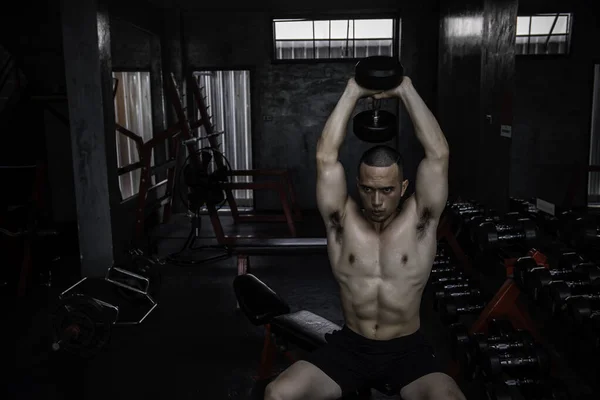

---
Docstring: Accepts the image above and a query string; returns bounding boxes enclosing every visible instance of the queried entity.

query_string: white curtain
[113,71,154,200]
[194,70,253,207]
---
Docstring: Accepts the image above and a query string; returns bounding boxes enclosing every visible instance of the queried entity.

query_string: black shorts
[303,325,442,396]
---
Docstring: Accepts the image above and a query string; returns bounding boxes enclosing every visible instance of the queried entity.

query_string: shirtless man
[264,75,466,400]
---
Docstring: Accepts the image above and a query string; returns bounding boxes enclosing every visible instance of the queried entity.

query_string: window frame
[269,13,400,64]
[515,12,574,57]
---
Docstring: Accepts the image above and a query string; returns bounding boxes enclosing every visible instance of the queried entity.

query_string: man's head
[356,145,409,222]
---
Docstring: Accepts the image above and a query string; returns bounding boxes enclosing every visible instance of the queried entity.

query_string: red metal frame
[186,72,302,234]
[115,122,182,243]
[439,210,561,377]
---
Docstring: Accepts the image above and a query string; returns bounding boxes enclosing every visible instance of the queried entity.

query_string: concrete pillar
[61,0,116,277]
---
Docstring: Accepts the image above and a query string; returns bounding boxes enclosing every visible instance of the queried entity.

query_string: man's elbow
[316,142,338,165]
[426,147,449,161]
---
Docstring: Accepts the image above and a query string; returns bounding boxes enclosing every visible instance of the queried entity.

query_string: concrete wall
[509,0,600,207]
[183,2,439,210]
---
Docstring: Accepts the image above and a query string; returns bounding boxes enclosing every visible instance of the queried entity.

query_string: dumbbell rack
[437,213,558,374]
[438,203,599,398]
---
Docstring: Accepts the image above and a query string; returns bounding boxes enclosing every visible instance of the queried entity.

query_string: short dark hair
[358,145,404,177]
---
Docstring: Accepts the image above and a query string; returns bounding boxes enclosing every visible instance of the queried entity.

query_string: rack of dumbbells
[433,199,597,399]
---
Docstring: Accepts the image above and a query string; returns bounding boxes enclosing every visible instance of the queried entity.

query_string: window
[112,71,154,200]
[516,13,572,55]
[588,65,600,206]
[272,18,397,61]
[193,70,253,208]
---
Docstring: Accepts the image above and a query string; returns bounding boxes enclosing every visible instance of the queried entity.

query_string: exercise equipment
[51,294,113,357]
[439,296,487,325]
[514,256,547,289]
[476,218,538,249]
[546,279,600,314]
[566,297,600,324]
[528,268,600,302]
[482,343,550,377]
[353,56,403,143]
[51,266,158,357]
[233,273,397,397]
[434,286,481,311]
[484,379,570,400]
[115,249,163,301]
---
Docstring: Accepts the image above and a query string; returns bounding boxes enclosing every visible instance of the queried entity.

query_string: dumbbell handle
[432,274,465,283]
[431,265,455,273]
[485,340,528,353]
[442,288,481,300]
[504,377,540,387]
[491,354,540,370]
[434,281,470,291]
[456,301,487,313]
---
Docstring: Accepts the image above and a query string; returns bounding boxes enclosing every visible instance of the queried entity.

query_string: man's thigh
[399,372,466,400]
[266,360,343,400]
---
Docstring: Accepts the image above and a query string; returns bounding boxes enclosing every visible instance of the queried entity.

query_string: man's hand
[372,76,412,100]
[346,78,385,100]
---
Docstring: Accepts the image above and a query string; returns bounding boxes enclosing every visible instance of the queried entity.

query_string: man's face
[357,163,408,222]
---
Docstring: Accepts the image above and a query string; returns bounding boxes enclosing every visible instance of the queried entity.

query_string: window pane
[530,16,556,35]
[516,17,530,35]
[330,20,353,39]
[355,19,394,39]
[552,15,569,34]
[314,20,330,39]
[275,20,313,40]
[272,17,397,60]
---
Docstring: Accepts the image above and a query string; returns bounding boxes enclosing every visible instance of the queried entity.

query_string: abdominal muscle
[335,268,426,340]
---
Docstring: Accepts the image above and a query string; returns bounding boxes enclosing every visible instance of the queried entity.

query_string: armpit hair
[329,211,344,243]
[416,207,433,240]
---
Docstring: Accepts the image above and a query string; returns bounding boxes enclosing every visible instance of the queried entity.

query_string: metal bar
[117,161,142,176]
[116,123,144,147]
[544,14,560,52]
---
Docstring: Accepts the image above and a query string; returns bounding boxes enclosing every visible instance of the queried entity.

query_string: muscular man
[264,76,465,400]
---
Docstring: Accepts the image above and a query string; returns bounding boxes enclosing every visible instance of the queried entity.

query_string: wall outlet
[263,115,273,121]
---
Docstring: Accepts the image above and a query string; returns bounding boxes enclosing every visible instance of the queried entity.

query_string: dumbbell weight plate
[354,55,404,90]
[483,382,519,400]
[353,109,396,143]
[52,294,112,358]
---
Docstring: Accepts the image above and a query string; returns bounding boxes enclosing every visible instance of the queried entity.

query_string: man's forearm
[317,85,361,163]
[399,80,449,159]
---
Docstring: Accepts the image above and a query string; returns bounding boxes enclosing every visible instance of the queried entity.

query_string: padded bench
[232,237,328,275]
[233,273,397,398]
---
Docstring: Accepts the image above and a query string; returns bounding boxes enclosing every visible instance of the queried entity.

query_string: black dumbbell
[429,270,465,285]
[439,296,487,325]
[482,343,551,378]
[432,256,453,266]
[565,297,600,324]
[484,379,570,400]
[483,381,522,400]
[448,318,515,360]
[434,287,481,311]
[430,263,456,274]
[476,219,538,250]
[513,256,547,289]
[353,56,403,143]
[457,320,518,379]
[528,268,600,302]
[432,279,472,297]
[546,279,600,314]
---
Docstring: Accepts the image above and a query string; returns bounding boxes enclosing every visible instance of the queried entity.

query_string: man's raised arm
[316,79,375,223]
[379,77,449,221]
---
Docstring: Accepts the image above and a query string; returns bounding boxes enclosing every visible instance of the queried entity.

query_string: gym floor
[5,213,574,399]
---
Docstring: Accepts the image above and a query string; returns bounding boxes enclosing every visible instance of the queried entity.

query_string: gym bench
[231,237,327,276]
[233,273,398,399]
